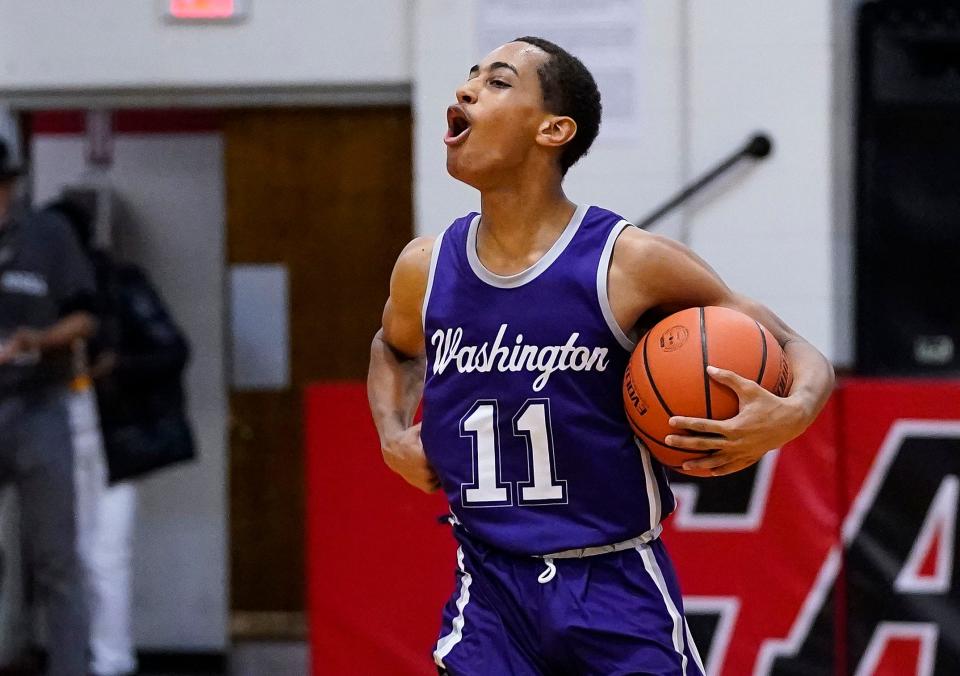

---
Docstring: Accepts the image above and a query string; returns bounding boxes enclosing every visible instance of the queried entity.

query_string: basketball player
[368,37,834,675]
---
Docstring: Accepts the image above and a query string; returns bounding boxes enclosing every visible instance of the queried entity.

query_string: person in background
[43,194,192,676]
[0,139,94,675]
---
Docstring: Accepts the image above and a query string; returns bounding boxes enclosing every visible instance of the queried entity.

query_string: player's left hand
[664,365,810,476]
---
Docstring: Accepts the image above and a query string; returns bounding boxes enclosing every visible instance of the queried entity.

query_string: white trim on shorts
[638,545,690,676]
[534,525,662,559]
[636,437,663,531]
[433,546,472,668]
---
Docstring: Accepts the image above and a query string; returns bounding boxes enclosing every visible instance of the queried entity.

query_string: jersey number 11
[460,399,568,507]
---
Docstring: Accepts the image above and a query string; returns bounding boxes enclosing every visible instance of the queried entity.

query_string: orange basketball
[622,306,792,477]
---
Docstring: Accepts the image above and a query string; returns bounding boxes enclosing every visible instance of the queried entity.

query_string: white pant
[69,388,138,676]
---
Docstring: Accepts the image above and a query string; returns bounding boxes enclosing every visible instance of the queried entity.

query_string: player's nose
[455,82,477,105]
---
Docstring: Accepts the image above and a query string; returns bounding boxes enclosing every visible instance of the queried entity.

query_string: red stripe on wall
[29,111,86,135]
[30,109,223,135]
[115,109,223,133]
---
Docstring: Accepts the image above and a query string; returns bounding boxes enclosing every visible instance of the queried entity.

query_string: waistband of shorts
[447,511,662,559]
[533,524,663,559]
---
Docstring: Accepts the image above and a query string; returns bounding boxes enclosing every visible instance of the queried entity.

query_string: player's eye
[489,79,511,88]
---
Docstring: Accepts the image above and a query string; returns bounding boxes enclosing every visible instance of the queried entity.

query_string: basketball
[622,306,793,477]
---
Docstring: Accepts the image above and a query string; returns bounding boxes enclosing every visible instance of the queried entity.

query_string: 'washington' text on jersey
[430,323,610,392]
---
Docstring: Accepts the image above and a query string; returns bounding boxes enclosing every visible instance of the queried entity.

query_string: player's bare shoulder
[609,226,688,278]
[608,223,733,331]
[396,236,435,272]
[382,236,436,358]
[390,236,436,306]
[606,227,683,323]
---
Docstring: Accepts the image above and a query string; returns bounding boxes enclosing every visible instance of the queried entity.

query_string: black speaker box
[856,1,960,375]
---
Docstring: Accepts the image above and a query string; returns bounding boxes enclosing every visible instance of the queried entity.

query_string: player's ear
[536,115,577,150]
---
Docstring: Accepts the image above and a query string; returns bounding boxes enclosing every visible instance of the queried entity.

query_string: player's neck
[477,179,575,267]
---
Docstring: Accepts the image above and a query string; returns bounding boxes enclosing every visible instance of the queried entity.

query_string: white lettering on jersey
[431,323,609,392]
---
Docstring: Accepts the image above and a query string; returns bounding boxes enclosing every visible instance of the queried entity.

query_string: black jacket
[88,251,194,480]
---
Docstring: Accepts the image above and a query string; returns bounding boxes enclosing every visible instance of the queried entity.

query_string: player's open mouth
[445,105,472,147]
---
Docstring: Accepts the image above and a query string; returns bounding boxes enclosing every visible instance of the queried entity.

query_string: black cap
[0,138,23,182]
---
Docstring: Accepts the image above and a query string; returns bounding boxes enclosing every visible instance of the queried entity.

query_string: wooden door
[224,107,413,636]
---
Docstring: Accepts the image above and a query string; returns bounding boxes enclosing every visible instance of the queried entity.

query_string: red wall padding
[834,380,960,676]
[659,397,843,675]
[306,383,455,675]
[307,380,960,675]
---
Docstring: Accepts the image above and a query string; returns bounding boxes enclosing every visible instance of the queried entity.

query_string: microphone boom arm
[634,133,773,230]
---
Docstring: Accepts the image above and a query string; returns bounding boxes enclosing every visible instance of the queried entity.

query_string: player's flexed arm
[608,227,836,476]
[368,237,442,493]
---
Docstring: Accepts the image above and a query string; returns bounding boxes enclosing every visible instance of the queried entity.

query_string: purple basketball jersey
[421,204,675,555]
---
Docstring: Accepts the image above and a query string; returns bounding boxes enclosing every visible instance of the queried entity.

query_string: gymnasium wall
[684,1,836,359]
[0,0,409,91]
[413,1,687,243]
[2,2,845,362]
[30,128,229,650]
[2,0,854,656]
[413,1,841,362]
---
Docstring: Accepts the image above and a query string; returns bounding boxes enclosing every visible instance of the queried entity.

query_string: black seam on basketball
[635,430,716,456]
[627,417,715,455]
[642,332,675,418]
[755,320,768,385]
[699,306,712,419]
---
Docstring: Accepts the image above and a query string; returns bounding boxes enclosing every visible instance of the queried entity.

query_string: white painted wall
[7,2,844,359]
[31,133,228,650]
[684,0,836,356]
[413,0,840,360]
[413,0,686,240]
[831,0,862,368]
[0,1,409,90]
[413,0,682,234]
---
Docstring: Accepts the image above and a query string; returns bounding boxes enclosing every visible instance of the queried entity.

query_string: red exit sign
[167,0,247,21]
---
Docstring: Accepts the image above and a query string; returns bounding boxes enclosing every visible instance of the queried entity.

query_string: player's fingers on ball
[707,365,760,395]
[682,454,729,471]
[669,416,729,436]
[664,433,727,451]
[709,458,756,476]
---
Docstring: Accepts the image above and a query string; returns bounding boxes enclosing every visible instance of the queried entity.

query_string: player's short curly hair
[514,36,602,175]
